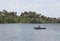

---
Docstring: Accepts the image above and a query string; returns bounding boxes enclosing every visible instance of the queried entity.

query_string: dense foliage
[0,10,60,23]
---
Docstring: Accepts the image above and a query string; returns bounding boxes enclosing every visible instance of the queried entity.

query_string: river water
[0,23,60,41]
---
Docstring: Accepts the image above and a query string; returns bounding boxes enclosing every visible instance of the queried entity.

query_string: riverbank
[0,10,60,23]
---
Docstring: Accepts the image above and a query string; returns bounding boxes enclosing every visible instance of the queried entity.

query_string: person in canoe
[34,25,46,29]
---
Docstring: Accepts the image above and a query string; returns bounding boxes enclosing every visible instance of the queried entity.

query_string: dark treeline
[0,10,60,23]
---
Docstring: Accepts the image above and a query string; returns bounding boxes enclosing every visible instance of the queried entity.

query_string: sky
[0,0,60,18]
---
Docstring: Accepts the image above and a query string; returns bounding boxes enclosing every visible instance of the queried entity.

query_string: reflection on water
[0,23,60,41]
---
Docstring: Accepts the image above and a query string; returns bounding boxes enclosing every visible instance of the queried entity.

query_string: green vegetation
[0,10,60,23]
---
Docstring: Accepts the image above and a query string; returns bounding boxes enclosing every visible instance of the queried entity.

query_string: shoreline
[0,23,60,24]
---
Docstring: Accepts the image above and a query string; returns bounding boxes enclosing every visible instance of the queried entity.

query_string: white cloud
[49,3,60,10]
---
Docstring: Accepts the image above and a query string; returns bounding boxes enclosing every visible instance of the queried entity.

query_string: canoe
[34,26,46,30]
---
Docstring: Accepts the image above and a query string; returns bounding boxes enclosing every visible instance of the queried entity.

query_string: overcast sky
[0,0,60,18]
